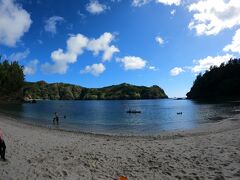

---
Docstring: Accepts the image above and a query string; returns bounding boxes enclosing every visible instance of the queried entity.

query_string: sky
[0,0,240,97]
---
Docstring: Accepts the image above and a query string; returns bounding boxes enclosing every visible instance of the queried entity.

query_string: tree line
[1,57,239,101]
[23,82,168,100]
[0,58,168,101]
[187,58,240,100]
[0,59,24,100]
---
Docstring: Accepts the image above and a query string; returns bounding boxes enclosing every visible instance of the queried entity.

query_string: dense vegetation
[186,58,240,100]
[0,60,24,101]
[23,82,168,100]
[0,59,167,101]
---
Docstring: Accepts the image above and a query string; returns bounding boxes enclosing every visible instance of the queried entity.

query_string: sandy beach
[0,114,240,180]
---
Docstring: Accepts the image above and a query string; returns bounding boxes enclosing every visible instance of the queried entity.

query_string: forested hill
[23,81,168,100]
[186,58,240,100]
[0,59,167,101]
[0,60,24,101]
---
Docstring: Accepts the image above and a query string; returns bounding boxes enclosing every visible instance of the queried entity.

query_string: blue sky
[0,0,240,97]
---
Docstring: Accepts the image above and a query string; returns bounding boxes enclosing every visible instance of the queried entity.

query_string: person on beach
[53,112,59,124]
[0,129,6,161]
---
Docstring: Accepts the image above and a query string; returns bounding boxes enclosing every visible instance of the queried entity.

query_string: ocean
[0,99,239,135]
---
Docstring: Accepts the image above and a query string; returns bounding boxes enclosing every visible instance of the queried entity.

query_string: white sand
[0,114,240,180]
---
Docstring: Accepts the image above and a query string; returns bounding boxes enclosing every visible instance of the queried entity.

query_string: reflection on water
[0,99,239,135]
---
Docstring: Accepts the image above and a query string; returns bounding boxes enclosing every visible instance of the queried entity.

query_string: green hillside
[23,82,168,100]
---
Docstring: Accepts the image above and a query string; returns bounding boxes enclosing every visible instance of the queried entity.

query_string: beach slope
[0,115,240,180]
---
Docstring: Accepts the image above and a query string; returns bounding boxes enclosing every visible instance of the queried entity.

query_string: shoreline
[0,113,240,179]
[0,112,240,139]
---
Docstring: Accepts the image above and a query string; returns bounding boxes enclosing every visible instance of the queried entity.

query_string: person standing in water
[0,129,6,161]
[53,112,59,124]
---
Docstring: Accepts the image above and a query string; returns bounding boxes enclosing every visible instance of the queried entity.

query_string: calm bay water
[0,99,239,135]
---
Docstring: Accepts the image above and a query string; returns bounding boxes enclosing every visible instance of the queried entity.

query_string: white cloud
[86,0,108,14]
[132,0,180,7]
[44,16,64,34]
[155,35,164,45]
[41,61,69,74]
[9,49,30,61]
[132,0,149,7]
[81,63,105,76]
[170,67,184,76]
[42,34,88,74]
[117,56,147,70]
[188,0,240,36]
[0,0,32,47]
[24,59,39,75]
[148,66,158,71]
[190,54,234,73]
[170,9,176,15]
[42,32,118,74]
[156,0,181,6]
[87,32,119,61]
[223,29,240,54]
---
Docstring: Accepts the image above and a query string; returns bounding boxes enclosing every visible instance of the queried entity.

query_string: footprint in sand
[62,170,68,176]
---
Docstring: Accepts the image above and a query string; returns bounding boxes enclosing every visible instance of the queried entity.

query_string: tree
[0,60,25,99]
[187,58,240,99]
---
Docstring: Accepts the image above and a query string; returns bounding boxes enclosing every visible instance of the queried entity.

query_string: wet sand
[0,114,240,180]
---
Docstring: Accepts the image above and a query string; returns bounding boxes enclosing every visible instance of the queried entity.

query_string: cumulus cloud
[44,16,64,34]
[86,0,108,14]
[190,54,234,73]
[81,63,105,76]
[170,67,184,76]
[155,35,164,45]
[156,0,181,6]
[117,56,147,70]
[223,29,240,54]
[171,54,235,75]
[87,32,119,61]
[42,32,119,74]
[9,49,30,61]
[42,34,89,74]
[24,59,39,75]
[0,0,32,47]
[188,0,240,36]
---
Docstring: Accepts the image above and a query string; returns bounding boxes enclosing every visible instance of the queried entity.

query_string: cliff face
[23,82,168,100]
[186,58,240,100]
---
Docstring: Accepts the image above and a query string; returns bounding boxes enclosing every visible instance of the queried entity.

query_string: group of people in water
[52,112,66,124]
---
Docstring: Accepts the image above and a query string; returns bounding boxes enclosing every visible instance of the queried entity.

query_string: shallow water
[0,99,239,135]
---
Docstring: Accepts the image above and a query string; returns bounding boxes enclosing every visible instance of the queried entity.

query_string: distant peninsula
[187,58,240,100]
[0,60,168,101]
[23,81,168,100]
